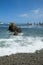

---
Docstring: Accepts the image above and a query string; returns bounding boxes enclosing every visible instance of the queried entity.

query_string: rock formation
[8,23,21,35]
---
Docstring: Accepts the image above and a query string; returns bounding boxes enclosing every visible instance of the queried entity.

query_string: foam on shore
[0,35,43,56]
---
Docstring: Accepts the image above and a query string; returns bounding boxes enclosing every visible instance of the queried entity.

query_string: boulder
[8,23,21,35]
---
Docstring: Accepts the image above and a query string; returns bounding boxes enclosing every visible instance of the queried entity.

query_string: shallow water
[0,24,43,56]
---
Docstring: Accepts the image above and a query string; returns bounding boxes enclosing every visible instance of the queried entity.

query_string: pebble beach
[0,49,43,65]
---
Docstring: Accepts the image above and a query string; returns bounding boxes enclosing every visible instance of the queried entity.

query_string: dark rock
[8,23,21,35]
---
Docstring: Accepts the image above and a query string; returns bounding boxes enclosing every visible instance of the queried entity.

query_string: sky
[0,0,43,24]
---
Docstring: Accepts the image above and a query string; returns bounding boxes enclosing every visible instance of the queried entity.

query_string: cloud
[19,8,43,22]
[19,14,28,17]
[19,8,42,18]
[32,9,40,14]
[29,8,43,18]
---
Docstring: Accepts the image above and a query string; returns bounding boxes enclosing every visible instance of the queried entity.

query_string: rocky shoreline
[0,49,43,65]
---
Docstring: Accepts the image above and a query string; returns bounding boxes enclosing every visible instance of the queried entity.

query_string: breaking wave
[0,34,43,56]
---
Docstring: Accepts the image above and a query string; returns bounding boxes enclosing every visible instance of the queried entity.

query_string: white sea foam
[0,36,43,56]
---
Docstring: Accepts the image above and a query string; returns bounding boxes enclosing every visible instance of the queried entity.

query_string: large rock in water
[8,23,21,35]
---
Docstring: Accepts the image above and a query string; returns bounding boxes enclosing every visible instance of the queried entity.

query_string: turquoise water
[0,24,43,56]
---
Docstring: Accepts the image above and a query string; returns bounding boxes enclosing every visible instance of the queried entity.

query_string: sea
[0,24,43,56]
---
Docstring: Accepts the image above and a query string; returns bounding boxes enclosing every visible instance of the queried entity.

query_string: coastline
[0,49,43,65]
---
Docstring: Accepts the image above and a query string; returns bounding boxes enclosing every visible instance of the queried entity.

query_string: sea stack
[8,22,21,35]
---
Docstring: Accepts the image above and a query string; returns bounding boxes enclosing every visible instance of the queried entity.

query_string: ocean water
[0,24,43,56]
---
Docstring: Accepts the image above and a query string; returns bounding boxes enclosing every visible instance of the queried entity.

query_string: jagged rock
[8,23,21,35]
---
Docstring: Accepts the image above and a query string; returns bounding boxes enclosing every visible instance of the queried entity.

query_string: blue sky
[0,0,43,23]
